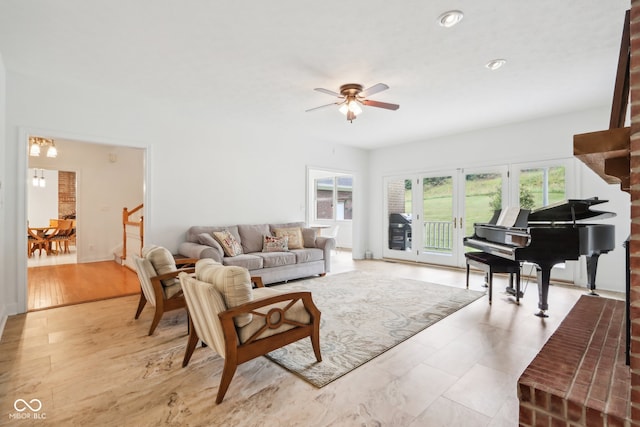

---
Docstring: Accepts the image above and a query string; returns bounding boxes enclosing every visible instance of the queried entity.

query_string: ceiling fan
[306,83,399,122]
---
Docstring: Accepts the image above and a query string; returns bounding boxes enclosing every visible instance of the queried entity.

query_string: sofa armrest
[178,242,223,263]
[314,236,336,273]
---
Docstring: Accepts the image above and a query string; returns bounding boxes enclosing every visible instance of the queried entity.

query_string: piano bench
[465,252,521,305]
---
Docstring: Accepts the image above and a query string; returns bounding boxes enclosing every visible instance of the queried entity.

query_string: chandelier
[29,136,57,158]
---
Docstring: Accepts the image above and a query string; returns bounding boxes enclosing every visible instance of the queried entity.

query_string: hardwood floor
[3,252,625,426]
[28,261,140,311]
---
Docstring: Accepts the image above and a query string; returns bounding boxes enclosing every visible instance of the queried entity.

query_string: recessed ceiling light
[485,59,507,71]
[437,10,464,28]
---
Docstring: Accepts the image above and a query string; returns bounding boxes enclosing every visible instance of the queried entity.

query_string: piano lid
[527,198,615,223]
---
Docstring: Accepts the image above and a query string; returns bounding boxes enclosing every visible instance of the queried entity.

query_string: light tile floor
[1,251,625,426]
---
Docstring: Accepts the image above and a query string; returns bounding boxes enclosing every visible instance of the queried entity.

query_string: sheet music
[496,206,521,227]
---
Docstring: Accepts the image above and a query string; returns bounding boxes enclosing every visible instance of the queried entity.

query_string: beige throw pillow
[273,227,304,249]
[213,229,243,257]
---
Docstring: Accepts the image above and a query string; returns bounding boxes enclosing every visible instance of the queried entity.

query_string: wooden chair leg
[148,307,163,336]
[182,323,200,367]
[216,359,238,404]
[311,328,322,362]
[134,293,147,319]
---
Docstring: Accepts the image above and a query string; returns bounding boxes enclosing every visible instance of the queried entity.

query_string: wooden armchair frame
[134,257,198,335]
[182,276,322,404]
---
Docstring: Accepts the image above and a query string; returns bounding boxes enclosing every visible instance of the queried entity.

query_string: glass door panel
[514,162,573,282]
[417,172,459,266]
[383,176,415,261]
[459,167,508,266]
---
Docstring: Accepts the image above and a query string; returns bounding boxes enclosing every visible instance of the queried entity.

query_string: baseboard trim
[0,304,7,340]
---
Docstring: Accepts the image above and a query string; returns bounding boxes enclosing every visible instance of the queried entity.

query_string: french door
[384,160,575,284]
[383,167,508,267]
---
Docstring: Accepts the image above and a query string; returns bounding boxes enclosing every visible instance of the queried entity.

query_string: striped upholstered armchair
[179,259,322,403]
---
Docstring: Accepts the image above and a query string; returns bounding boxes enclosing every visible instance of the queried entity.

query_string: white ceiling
[0,0,631,149]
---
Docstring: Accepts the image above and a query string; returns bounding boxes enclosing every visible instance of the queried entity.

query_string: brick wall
[388,179,408,214]
[632,1,640,423]
[57,171,76,218]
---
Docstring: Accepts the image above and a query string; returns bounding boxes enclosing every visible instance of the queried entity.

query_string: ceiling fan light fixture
[486,59,507,71]
[349,100,363,116]
[437,10,464,28]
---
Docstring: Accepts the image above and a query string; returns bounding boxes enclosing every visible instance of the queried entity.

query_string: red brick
[520,405,533,426]
[550,415,567,427]
[535,411,550,427]
[585,407,605,427]
[567,399,584,423]
[549,394,564,416]
[606,414,627,427]
[535,389,550,409]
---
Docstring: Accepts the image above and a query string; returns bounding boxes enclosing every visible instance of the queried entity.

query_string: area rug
[265,270,484,387]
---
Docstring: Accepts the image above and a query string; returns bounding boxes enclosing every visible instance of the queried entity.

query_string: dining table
[29,226,57,255]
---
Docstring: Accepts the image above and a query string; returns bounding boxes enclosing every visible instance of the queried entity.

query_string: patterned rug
[266,270,484,387]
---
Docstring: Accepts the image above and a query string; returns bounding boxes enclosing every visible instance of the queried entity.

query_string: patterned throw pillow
[262,235,289,252]
[213,229,243,257]
[273,227,304,249]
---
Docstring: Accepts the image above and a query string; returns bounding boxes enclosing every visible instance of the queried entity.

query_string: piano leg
[535,264,553,318]
[585,254,601,296]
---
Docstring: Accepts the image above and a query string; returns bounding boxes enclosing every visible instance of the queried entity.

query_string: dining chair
[48,219,74,254]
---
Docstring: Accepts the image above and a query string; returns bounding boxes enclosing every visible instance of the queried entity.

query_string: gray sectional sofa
[177,222,335,285]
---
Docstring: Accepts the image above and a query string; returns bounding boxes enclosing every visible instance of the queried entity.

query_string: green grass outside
[402,167,566,239]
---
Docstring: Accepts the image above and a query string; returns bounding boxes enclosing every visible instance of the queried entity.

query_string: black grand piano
[463,198,616,317]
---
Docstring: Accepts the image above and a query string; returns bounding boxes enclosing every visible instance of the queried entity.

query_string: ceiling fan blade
[362,99,400,110]
[314,87,343,97]
[360,83,389,98]
[305,102,339,112]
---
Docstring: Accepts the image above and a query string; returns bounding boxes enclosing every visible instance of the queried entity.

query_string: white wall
[3,71,370,315]
[0,52,7,333]
[368,108,630,293]
[27,169,59,228]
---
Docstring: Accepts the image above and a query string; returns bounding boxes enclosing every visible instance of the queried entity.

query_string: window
[519,165,566,210]
[314,175,353,220]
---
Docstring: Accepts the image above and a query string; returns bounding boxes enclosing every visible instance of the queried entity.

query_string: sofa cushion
[237,287,311,344]
[222,254,264,270]
[238,224,270,254]
[273,227,304,249]
[291,248,324,264]
[263,235,289,252]
[256,251,296,268]
[213,229,243,257]
[195,259,253,327]
[302,227,317,248]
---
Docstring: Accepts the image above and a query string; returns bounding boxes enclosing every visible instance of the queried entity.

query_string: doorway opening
[25,135,146,311]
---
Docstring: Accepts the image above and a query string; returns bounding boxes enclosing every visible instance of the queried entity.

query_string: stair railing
[122,204,144,262]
